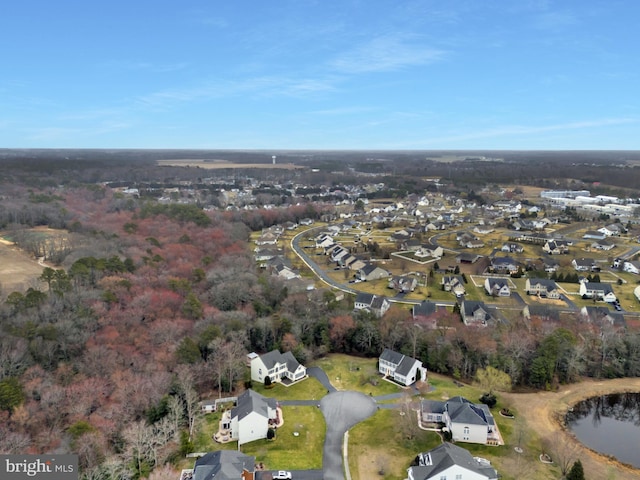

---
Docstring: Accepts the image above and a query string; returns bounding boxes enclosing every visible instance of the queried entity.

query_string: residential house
[270,260,301,280]
[598,224,622,236]
[592,238,615,251]
[378,348,427,386]
[456,253,482,264]
[250,350,307,385]
[415,244,444,259]
[473,225,494,235]
[441,275,466,297]
[525,278,560,299]
[582,230,607,240]
[255,231,279,246]
[540,256,560,272]
[484,278,511,297]
[253,247,283,263]
[542,239,569,255]
[315,234,334,249]
[522,304,561,323]
[299,218,314,226]
[189,451,255,480]
[578,280,617,302]
[572,257,599,272]
[353,292,391,317]
[330,245,350,263]
[342,255,366,271]
[580,306,625,328]
[420,396,499,445]
[490,256,519,274]
[388,275,418,293]
[501,242,524,253]
[228,390,278,446]
[460,301,492,326]
[357,263,390,281]
[406,443,498,480]
[412,300,440,328]
[623,260,640,274]
[465,238,485,249]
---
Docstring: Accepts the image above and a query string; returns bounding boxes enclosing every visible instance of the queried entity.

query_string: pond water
[566,393,640,469]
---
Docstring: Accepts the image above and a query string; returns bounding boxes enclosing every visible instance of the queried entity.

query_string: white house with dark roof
[484,278,510,297]
[572,257,598,272]
[421,396,500,445]
[378,348,427,386]
[354,292,391,318]
[407,442,498,480]
[228,389,278,446]
[250,349,306,385]
[578,280,617,302]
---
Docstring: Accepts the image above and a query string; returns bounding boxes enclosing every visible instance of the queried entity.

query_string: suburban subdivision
[2,150,640,480]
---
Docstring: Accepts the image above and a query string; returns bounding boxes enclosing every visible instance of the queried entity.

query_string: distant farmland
[157,159,304,169]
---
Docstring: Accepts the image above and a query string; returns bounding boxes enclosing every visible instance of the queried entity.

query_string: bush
[479,392,497,408]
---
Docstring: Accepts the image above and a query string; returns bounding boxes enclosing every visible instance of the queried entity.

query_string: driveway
[319,391,378,480]
[307,366,337,392]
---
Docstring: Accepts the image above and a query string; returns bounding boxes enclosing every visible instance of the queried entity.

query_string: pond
[566,392,640,469]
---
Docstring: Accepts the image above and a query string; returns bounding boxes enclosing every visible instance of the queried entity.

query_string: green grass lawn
[348,408,441,480]
[311,354,404,395]
[241,405,325,470]
[252,376,329,401]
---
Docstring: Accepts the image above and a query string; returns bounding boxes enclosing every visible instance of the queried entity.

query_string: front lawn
[252,376,329,401]
[348,408,441,480]
[311,354,405,395]
[241,405,324,470]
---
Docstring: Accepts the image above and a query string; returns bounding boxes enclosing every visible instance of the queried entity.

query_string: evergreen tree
[566,459,585,480]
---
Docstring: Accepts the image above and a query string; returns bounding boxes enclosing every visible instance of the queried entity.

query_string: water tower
[272,155,277,165]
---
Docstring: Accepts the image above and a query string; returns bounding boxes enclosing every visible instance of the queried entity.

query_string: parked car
[273,472,292,480]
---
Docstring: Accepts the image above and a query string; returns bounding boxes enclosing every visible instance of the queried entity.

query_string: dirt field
[502,378,640,479]
[156,159,304,169]
[0,239,45,294]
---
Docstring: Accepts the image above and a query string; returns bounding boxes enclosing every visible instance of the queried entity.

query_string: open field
[0,237,44,293]
[157,159,304,169]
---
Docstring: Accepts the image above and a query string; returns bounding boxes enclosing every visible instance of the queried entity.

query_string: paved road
[307,366,337,392]
[319,391,378,480]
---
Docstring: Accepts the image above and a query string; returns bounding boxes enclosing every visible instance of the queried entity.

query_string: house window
[464,426,469,434]
[456,475,462,480]
[439,476,446,480]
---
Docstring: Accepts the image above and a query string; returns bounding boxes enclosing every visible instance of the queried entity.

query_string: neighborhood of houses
[171,183,640,480]
[184,348,502,480]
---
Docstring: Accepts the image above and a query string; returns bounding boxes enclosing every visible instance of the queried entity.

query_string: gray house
[190,451,255,480]
[407,443,498,480]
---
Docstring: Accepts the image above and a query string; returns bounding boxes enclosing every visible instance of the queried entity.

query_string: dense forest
[1,152,640,479]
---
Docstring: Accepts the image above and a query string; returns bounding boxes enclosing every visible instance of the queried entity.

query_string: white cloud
[135,75,338,109]
[330,34,445,73]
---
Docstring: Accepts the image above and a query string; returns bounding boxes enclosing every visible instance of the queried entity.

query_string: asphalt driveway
[319,391,377,480]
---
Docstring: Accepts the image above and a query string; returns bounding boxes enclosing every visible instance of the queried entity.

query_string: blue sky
[1,0,638,149]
